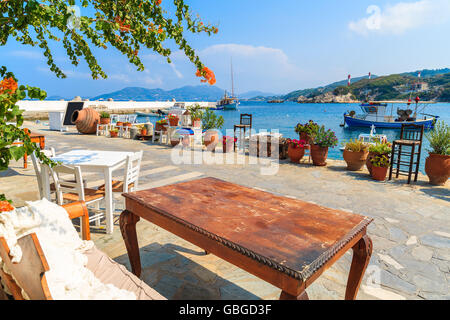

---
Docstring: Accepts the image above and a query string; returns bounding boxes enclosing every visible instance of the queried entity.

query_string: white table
[42,150,135,234]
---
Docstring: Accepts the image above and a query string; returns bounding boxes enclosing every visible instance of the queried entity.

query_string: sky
[1,0,450,98]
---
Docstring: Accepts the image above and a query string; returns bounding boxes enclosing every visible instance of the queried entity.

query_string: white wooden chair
[98,151,143,194]
[30,148,56,200]
[48,164,105,227]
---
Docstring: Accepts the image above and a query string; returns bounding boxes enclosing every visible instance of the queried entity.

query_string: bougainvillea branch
[0,0,218,201]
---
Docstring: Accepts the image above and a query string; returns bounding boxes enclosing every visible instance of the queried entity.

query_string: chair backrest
[48,164,84,205]
[123,151,143,193]
[30,148,56,199]
[240,114,252,128]
[400,123,424,142]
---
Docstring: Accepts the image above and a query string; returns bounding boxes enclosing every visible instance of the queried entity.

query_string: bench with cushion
[0,200,165,300]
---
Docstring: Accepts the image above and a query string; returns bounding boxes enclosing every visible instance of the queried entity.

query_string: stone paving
[1,122,449,300]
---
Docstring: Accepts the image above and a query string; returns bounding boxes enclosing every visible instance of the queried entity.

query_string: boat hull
[344,115,435,129]
[221,102,238,110]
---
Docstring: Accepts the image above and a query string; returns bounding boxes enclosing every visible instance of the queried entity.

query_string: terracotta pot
[288,145,305,163]
[366,152,390,176]
[100,117,111,125]
[299,132,312,144]
[169,118,179,127]
[204,131,219,151]
[71,108,100,134]
[343,149,369,171]
[310,144,329,166]
[193,119,202,128]
[123,122,132,128]
[425,153,450,186]
[155,122,167,132]
[170,139,180,147]
[110,131,118,138]
[141,129,147,136]
[116,121,123,127]
[372,166,389,181]
[223,141,234,153]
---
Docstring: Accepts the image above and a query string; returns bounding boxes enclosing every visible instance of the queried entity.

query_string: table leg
[120,210,141,277]
[279,290,309,300]
[104,168,114,234]
[345,235,372,300]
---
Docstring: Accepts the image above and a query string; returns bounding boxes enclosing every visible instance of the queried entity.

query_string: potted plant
[295,120,319,144]
[287,139,307,163]
[371,154,391,181]
[140,126,148,136]
[109,128,119,138]
[168,114,179,127]
[310,126,338,166]
[116,121,123,127]
[366,142,392,176]
[189,105,203,128]
[343,139,370,171]
[155,119,168,132]
[100,111,111,125]
[222,136,237,153]
[123,122,132,128]
[425,121,450,185]
[202,108,224,151]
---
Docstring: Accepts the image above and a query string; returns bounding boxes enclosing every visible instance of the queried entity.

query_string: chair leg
[407,144,415,184]
[388,143,395,181]
[395,144,402,178]
[414,144,421,182]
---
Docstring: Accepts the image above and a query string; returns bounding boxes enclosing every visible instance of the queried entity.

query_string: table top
[123,177,373,281]
[52,149,134,167]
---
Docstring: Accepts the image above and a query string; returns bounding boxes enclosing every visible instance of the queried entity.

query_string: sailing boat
[217,59,239,110]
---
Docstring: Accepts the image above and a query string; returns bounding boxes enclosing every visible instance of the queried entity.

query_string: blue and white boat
[216,59,239,111]
[344,101,438,129]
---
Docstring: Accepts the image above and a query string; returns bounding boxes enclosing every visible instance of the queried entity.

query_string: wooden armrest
[62,202,91,241]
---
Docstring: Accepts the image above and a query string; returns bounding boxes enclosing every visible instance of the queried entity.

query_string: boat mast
[231,58,235,98]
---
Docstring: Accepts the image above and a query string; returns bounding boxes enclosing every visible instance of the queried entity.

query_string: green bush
[426,121,450,155]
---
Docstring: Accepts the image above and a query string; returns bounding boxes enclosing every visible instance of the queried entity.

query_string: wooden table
[120,177,373,300]
[12,129,45,169]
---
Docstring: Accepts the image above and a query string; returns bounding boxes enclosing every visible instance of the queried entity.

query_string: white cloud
[349,0,450,35]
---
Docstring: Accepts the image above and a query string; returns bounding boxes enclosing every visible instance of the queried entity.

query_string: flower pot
[155,123,167,132]
[425,153,450,186]
[71,108,100,134]
[193,119,202,128]
[288,145,305,163]
[169,118,179,127]
[204,130,219,151]
[100,117,111,125]
[141,128,147,136]
[372,166,389,181]
[343,149,369,171]
[299,132,313,145]
[130,127,139,140]
[310,144,329,166]
[366,152,390,176]
[110,131,118,138]
[170,139,180,147]
[223,141,234,153]
[116,121,123,127]
[123,122,132,128]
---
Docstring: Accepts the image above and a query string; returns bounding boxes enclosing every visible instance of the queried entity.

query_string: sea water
[138,101,450,173]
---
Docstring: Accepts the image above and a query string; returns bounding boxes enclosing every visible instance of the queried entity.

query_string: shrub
[425,120,450,155]
[369,142,392,154]
[345,139,369,152]
[100,111,110,118]
[371,154,391,168]
[295,120,320,136]
[312,126,338,148]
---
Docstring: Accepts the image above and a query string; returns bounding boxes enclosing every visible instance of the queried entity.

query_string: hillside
[92,85,225,101]
[256,68,450,103]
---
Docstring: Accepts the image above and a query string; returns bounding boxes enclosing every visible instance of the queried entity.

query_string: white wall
[17,100,215,112]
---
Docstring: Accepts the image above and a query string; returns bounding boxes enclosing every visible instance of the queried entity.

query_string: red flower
[196,66,216,85]
[0,201,14,213]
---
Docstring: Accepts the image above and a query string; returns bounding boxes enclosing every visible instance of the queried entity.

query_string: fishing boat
[217,59,239,111]
[343,100,438,129]
[136,109,167,118]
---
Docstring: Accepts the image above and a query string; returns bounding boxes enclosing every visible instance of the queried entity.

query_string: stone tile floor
[1,122,449,300]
